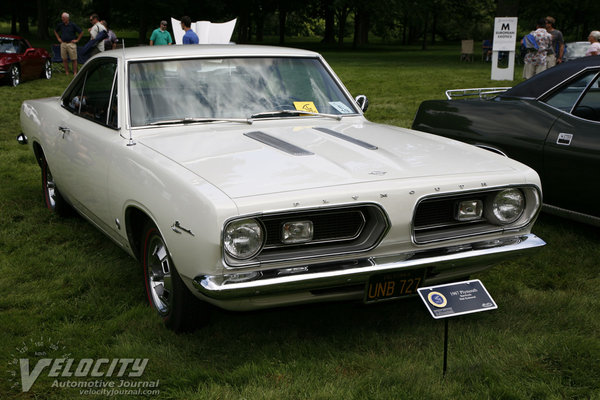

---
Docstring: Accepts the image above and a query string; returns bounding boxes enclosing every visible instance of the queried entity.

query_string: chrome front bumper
[193,234,545,301]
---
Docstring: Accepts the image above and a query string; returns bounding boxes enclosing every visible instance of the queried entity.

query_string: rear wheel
[41,59,52,80]
[40,155,71,216]
[141,222,206,332]
[9,64,20,87]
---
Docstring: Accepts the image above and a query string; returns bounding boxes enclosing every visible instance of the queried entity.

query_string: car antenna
[121,40,136,147]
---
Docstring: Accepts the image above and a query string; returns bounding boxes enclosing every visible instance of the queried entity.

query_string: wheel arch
[32,141,45,167]
[125,205,155,262]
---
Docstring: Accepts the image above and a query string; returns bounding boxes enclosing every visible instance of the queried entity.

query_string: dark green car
[413,56,600,225]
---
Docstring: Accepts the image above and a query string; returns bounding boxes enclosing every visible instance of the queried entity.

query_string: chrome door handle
[58,126,70,138]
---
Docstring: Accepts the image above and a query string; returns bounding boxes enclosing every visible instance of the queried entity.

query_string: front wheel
[9,64,20,86]
[141,222,206,332]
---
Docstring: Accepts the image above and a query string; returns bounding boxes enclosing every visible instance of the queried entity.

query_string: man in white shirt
[88,13,107,56]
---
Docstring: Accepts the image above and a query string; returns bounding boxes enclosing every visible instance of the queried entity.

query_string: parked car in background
[0,35,51,86]
[563,41,589,62]
[19,45,544,331]
[413,56,600,225]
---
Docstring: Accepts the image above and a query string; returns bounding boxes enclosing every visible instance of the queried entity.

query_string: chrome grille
[413,189,532,244]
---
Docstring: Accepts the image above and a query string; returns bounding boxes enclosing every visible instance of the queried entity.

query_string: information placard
[492,17,518,51]
[418,279,497,319]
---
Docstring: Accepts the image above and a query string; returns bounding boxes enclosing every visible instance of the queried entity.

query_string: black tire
[141,222,206,332]
[9,64,20,87]
[40,155,71,216]
[41,59,52,80]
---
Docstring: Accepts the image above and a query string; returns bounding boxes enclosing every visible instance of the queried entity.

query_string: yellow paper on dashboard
[293,101,319,114]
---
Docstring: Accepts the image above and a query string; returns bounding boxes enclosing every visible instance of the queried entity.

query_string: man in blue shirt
[54,12,83,75]
[181,16,199,44]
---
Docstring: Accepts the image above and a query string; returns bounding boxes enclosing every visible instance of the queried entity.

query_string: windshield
[128,57,358,126]
[0,38,21,54]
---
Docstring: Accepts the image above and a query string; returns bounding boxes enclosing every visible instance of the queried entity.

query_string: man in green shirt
[149,20,173,45]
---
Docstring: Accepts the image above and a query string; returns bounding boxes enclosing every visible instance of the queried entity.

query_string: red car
[0,35,52,86]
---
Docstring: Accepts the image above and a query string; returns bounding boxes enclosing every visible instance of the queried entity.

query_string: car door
[17,39,39,79]
[55,58,120,230]
[543,69,600,217]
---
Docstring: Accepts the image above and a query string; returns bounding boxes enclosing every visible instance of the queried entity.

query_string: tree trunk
[421,11,428,50]
[322,1,335,44]
[337,7,349,47]
[278,7,286,44]
[353,9,369,48]
[496,0,519,17]
[36,0,50,40]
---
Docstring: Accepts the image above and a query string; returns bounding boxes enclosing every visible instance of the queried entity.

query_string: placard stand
[491,17,518,81]
[491,50,516,81]
[418,279,498,377]
[443,319,449,376]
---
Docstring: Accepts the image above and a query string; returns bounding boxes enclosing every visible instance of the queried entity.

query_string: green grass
[1,43,599,399]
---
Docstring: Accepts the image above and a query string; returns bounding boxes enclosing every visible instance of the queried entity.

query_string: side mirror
[355,95,369,113]
[24,48,35,56]
[16,133,28,145]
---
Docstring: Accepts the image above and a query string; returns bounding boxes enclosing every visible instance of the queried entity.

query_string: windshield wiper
[250,110,344,121]
[149,117,252,126]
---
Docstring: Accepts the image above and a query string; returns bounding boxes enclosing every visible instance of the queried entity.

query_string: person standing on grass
[150,20,173,45]
[585,31,600,56]
[101,20,118,50]
[545,17,564,67]
[181,16,199,44]
[88,13,107,56]
[523,19,552,79]
[54,12,83,75]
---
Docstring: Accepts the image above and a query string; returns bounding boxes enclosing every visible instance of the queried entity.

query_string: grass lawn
[1,41,599,399]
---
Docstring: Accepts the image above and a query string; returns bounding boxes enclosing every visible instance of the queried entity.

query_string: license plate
[364,269,424,303]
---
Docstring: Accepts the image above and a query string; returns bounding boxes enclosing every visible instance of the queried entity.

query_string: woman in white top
[585,31,600,56]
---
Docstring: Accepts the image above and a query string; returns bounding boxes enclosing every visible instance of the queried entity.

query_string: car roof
[499,56,600,99]
[0,34,21,40]
[101,44,320,62]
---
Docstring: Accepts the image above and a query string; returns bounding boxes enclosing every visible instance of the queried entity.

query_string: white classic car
[19,45,545,331]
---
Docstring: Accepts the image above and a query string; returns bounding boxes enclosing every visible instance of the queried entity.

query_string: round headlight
[223,219,264,260]
[487,188,525,225]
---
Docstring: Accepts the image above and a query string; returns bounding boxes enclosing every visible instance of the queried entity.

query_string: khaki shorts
[546,54,557,68]
[60,42,77,62]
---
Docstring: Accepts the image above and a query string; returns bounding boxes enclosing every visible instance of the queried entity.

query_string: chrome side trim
[244,131,314,156]
[194,234,545,300]
[445,87,511,100]
[313,127,378,150]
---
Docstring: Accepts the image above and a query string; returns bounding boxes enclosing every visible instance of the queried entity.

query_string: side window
[572,74,600,122]
[544,71,598,112]
[63,60,117,126]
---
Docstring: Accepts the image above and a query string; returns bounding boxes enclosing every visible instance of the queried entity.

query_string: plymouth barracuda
[19,45,545,331]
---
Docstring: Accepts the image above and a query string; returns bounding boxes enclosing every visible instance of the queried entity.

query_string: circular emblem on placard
[427,291,447,308]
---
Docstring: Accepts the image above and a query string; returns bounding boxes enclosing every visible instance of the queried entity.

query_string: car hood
[137,119,519,198]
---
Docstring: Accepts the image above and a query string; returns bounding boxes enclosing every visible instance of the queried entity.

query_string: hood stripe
[244,131,314,156]
[313,127,378,150]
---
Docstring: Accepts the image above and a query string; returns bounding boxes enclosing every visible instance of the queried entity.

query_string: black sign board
[417,279,497,319]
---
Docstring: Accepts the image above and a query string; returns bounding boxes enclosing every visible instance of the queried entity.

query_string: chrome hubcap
[45,167,56,209]
[147,235,173,315]
[10,66,19,86]
[45,61,52,79]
